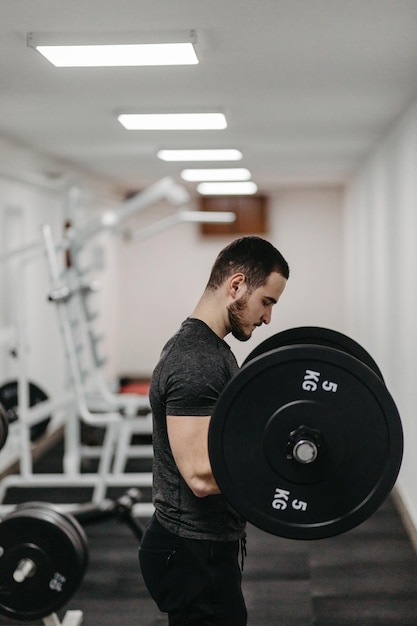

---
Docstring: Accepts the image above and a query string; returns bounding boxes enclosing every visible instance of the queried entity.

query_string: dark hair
[205,236,289,292]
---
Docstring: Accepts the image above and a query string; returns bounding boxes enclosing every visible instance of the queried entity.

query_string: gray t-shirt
[149,317,246,541]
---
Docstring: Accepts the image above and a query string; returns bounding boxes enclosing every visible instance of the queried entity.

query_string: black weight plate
[243,326,384,381]
[0,380,51,441]
[0,403,8,450]
[0,504,88,621]
[13,502,89,570]
[209,344,403,540]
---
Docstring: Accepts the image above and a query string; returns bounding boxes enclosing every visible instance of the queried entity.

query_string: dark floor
[1,434,417,626]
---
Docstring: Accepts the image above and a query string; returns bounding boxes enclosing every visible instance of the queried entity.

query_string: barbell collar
[13,558,36,583]
[287,425,322,464]
[292,439,318,464]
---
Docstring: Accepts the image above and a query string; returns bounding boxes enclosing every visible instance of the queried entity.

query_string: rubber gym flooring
[1,433,417,626]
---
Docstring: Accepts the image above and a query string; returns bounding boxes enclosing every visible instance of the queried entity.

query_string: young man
[139,236,289,625]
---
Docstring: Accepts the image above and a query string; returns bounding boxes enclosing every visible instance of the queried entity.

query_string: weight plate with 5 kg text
[209,344,403,540]
[243,326,384,381]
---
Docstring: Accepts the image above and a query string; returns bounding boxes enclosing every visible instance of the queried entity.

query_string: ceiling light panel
[197,182,258,195]
[157,149,243,161]
[28,31,198,67]
[181,168,251,181]
[118,113,227,130]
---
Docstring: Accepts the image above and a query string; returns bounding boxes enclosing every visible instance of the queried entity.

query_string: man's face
[227,272,287,341]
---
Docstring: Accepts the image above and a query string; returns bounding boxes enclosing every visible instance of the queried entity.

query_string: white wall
[344,96,417,530]
[116,186,345,373]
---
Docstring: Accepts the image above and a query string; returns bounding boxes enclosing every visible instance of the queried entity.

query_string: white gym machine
[0,177,235,513]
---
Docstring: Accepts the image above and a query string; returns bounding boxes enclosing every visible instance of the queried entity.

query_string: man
[139,236,289,625]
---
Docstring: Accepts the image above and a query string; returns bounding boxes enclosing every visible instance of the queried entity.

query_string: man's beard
[227,296,251,342]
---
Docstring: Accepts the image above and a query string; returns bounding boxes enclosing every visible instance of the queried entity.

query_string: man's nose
[262,310,272,325]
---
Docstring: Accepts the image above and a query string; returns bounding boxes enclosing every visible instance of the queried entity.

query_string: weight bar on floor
[0,380,51,446]
[0,502,88,622]
[209,326,403,540]
[66,487,145,543]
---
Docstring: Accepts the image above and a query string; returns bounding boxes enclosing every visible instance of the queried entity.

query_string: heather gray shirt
[149,317,246,540]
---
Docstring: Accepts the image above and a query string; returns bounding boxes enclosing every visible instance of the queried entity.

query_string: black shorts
[138,514,247,626]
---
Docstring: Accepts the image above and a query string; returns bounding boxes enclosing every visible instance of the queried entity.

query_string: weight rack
[0,223,156,507]
[0,181,185,510]
[0,177,235,512]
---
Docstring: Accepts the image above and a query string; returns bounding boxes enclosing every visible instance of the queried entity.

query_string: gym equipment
[0,502,88,621]
[0,176,190,266]
[0,402,8,450]
[0,178,187,494]
[67,487,145,543]
[209,327,403,540]
[0,176,235,510]
[0,380,51,442]
[242,325,384,379]
[38,222,154,505]
[0,489,144,623]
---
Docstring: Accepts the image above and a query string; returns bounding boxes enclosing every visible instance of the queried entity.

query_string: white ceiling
[1,0,417,196]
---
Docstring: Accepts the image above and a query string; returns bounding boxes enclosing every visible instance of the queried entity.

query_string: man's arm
[167,414,221,498]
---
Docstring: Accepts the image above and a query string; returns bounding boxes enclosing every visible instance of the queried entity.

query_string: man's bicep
[167,414,219,497]
[167,414,211,462]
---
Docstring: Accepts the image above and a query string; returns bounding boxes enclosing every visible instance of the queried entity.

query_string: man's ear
[229,273,246,298]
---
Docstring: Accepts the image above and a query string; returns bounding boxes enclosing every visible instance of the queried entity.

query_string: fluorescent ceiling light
[118,113,227,130]
[181,168,251,182]
[27,31,198,67]
[197,182,258,195]
[158,149,242,162]
[35,43,198,67]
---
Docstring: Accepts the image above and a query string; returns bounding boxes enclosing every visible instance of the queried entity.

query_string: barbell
[0,502,88,621]
[208,326,403,540]
[0,490,143,621]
